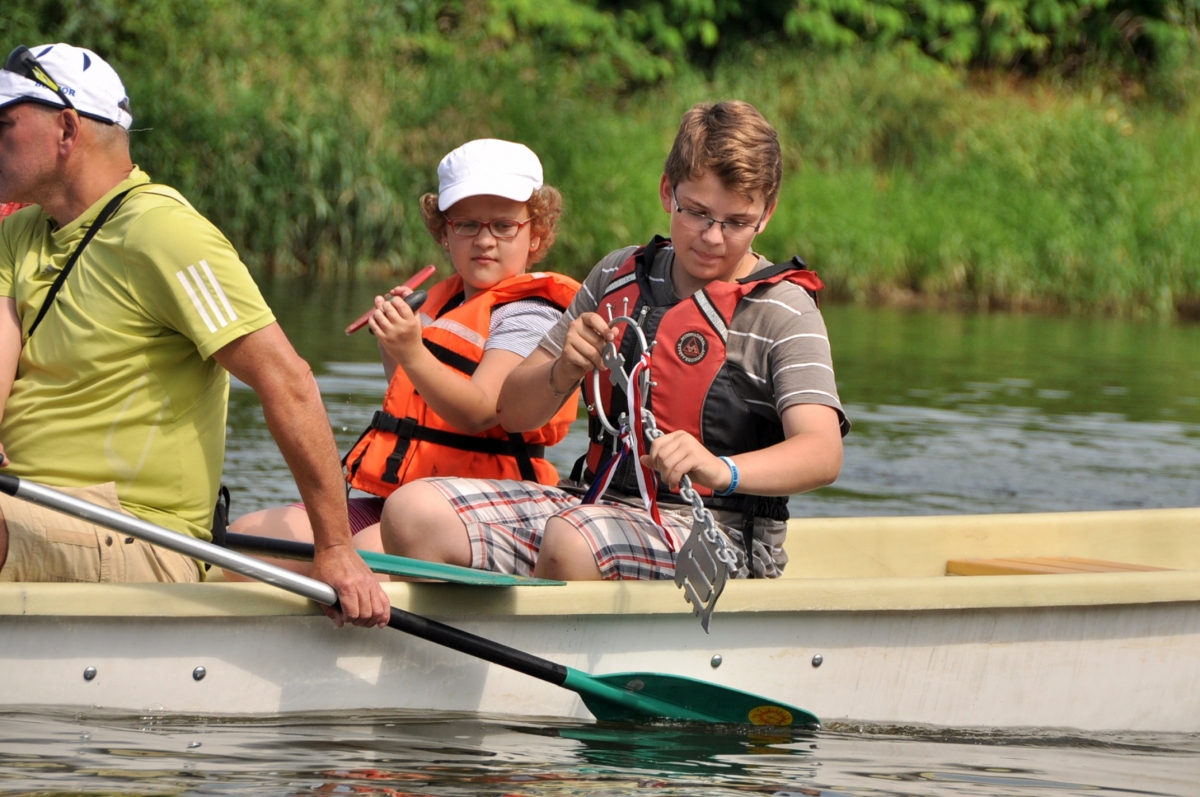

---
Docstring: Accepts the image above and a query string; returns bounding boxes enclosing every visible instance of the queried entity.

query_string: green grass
[8,1,1200,316]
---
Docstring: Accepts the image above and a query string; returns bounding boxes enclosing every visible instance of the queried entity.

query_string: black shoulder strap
[26,188,134,339]
[735,254,809,284]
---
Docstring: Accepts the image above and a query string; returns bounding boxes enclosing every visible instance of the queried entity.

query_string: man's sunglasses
[3,45,78,114]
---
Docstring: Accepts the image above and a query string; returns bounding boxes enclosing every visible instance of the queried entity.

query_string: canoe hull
[3,595,1196,731]
[5,506,1198,731]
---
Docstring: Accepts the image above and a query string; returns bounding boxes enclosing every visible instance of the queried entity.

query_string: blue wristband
[715,456,739,496]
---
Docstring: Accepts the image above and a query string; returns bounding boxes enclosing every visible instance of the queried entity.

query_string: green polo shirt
[0,167,274,541]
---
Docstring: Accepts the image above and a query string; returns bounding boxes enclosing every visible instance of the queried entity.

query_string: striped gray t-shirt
[485,298,563,357]
[540,244,849,435]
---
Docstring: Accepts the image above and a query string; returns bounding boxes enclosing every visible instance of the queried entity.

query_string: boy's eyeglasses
[671,188,766,241]
[446,217,532,240]
[3,45,78,114]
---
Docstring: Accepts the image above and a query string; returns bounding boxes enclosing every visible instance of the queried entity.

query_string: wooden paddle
[223,531,564,586]
[0,475,819,727]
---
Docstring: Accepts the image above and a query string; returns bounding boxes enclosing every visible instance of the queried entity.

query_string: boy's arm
[497,312,613,432]
[0,298,19,466]
[643,403,843,495]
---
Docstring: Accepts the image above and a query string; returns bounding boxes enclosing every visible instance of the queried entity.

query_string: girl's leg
[223,505,317,579]
[224,498,387,581]
[379,480,472,567]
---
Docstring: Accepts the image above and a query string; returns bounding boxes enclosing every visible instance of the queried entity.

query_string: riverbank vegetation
[7,0,1200,315]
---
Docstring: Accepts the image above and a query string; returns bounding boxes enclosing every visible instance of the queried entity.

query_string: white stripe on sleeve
[187,265,227,327]
[176,270,217,333]
[200,260,238,321]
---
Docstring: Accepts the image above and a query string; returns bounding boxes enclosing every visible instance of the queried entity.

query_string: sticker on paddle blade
[748,705,795,726]
[673,516,730,633]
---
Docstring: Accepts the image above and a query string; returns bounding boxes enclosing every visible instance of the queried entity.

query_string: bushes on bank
[6,0,1200,316]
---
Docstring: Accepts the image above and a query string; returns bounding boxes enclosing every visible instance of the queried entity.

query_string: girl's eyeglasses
[446,217,532,240]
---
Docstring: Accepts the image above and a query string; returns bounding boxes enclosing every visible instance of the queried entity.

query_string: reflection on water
[225,279,1200,518]
[1,710,1196,796]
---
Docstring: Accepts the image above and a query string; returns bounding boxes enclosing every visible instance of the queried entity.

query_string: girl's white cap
[437,139,543,211]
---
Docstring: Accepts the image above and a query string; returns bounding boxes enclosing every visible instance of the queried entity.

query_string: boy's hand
[368,293,423,365]
[557,312,615,384]
[641,430,733,493]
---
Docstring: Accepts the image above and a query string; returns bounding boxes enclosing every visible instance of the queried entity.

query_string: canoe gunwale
[2,568,1198,619]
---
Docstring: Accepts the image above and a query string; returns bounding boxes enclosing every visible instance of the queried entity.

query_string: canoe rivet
[710,654,723,668]
[812,654,824,668]
[192,666,207,681]
[83,666,96,681]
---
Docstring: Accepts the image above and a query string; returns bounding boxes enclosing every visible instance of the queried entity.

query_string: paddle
[0,475,819,727]
[223,531,564,587]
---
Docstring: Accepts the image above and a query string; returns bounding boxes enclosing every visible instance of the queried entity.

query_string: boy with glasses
[379,101,848,581]
[0,43,387,626]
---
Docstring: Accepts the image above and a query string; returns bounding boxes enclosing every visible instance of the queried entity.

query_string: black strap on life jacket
[738,255,819,305]
[26,188,133,339]
[424,339,478,376]
[366,410,542,484]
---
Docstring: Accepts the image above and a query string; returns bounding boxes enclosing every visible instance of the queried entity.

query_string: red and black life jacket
[576,236,824,522]
[346,271,581,497]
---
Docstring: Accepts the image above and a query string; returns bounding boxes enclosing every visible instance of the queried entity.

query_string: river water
[3,277,1198,795]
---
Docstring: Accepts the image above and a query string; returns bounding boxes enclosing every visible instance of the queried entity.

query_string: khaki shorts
[0,483,202,583]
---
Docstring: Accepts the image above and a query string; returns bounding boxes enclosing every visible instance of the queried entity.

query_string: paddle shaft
[0,475,570,687]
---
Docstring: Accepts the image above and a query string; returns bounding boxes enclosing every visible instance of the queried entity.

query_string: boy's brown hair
[419,186,563,265]
[664,101,782,207]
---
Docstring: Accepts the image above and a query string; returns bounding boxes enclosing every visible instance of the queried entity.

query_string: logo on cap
[676,331,707,364]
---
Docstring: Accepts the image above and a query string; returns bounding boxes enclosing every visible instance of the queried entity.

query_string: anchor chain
[591,305,736,632]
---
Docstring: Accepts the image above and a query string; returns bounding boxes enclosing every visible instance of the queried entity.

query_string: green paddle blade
[563,668,819,727]
[223,532,564,587]
[356,549,565,586]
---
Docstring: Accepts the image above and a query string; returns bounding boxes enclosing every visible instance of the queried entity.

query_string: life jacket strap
[369,411,542,483]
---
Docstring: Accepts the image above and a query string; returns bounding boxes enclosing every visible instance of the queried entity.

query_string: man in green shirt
[0,42,388,628]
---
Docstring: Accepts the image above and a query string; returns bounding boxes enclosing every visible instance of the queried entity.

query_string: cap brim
[438,177,537,212]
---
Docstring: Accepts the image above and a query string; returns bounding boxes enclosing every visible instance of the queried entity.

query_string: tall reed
[8,0,1200,315]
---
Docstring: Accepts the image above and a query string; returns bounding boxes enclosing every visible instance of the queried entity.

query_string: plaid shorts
[425,478,787,580]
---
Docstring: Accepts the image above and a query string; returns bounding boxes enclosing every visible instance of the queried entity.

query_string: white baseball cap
[436,139,544,211]
[0,43,133,129]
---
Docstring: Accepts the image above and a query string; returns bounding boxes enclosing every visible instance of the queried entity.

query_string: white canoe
[2,507,1198,732]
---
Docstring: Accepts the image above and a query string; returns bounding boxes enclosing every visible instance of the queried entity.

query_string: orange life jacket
[345,271,581,497]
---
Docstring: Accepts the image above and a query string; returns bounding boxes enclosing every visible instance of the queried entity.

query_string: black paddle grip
[387,606,569,686]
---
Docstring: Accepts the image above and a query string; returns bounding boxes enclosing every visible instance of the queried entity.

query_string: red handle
[344,264,437,335]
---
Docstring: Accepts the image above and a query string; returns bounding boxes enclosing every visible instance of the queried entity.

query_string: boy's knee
[536,519,602,580]
[380,481,460,556]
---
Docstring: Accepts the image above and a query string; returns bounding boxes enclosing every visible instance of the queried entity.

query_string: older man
[0,43,388,627]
